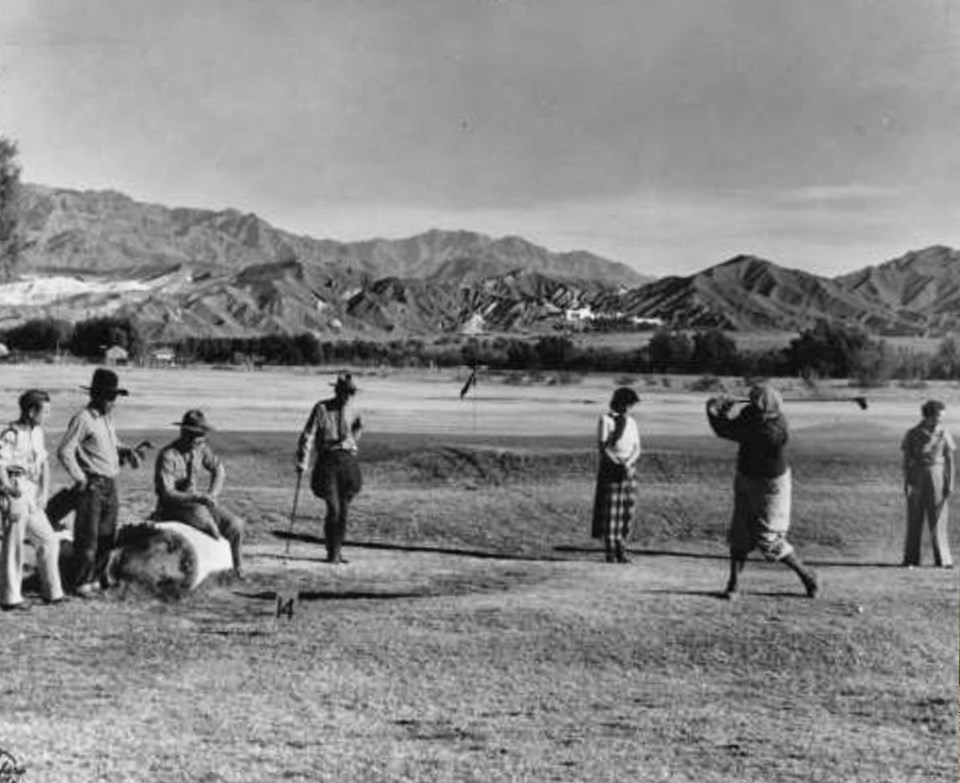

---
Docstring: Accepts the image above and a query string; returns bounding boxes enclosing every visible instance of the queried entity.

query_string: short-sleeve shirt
[0,422,47,482]
[598,413,640,463]
[901,423,956,473]
[154,440,222,511]
[296,398,361,471]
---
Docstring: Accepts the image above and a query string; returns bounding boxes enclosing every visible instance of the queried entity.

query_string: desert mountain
[835,245,959,335]
[614,254,946,333]
[3,184,957,340]
[18,184,647,287]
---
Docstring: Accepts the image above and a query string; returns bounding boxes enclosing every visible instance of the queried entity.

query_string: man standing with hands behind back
[901,399,955,568]
[296,373,363,564]
[58,368,143,597]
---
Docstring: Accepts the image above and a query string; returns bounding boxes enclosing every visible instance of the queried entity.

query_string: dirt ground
[0,364,957,782]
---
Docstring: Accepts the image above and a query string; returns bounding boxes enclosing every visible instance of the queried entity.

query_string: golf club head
[854,397,868,410]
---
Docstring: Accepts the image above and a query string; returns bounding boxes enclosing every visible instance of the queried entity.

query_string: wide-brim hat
[173,409,214,433]
[330,372,358,395]
[81,368,129,398]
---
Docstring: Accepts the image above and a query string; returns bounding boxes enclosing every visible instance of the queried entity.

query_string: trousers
[311,450,362,560]
[1,477,65,605]
[155,501,245,572]
[904,467,952,567]
[70,474,119,589]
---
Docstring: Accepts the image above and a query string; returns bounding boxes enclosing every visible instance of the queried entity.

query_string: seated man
[153,409,244,578]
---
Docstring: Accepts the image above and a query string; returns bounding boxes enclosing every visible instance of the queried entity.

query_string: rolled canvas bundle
[48,489,232,596]
[109,521,233,597]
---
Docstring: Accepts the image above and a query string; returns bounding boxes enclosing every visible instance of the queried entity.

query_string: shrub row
[3,316,959,381]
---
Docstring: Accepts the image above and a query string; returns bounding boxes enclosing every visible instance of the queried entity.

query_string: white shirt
[598,414,641,463]
[0,421,48,482]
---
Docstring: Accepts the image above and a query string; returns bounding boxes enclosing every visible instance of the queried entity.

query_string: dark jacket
[708,406,789,479]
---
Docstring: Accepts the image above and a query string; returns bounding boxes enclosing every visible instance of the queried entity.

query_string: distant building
[152,348,176,365]
[564,306,595,322]
[104,345,129,365]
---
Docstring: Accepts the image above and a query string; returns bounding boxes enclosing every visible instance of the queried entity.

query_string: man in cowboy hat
[296,372,363,564]
[58,368,143,597]
[152,409,245,577]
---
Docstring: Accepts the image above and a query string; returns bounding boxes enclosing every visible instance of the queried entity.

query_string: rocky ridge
[2,184,957,340]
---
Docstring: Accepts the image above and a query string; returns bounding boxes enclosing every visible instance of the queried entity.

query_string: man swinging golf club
[296,373,363,564]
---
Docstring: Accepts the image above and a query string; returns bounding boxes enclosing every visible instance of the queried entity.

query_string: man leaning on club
[296,373,363,564]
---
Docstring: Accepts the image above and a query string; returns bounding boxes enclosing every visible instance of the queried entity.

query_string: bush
[687,374,727,393]
[3,318,73,352]
[69,316,144,359]
[897,379,929,390]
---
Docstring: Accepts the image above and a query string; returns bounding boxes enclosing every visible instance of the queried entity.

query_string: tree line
[2,315,959,382]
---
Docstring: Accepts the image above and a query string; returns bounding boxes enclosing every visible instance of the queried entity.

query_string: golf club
[284,472,303,560]
[723,395,868,410]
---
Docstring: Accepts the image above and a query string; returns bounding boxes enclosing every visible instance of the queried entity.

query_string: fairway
[0,365,957,782]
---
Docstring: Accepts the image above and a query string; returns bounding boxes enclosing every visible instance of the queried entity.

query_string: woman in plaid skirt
[591,387,641,563]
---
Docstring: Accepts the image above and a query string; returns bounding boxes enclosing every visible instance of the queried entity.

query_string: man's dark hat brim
[81,385,129,396]
[173,420,214,432]
[82,368,129,396]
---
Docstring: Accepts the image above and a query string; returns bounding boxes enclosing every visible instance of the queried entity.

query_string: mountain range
[1,183,957,341]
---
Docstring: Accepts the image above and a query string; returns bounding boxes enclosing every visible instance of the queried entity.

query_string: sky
[1,0,957,278]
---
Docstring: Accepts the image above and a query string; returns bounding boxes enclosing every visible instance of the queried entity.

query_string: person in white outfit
[0,389,66,610]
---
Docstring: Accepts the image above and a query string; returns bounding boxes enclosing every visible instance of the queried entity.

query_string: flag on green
[459,369,477,399]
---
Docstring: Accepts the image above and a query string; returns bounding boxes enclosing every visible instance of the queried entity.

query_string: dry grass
[0,365,957,782]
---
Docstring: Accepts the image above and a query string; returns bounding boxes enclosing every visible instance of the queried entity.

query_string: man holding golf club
[296,373,363,564]
[706,382,819,600]
[901,399,955,568]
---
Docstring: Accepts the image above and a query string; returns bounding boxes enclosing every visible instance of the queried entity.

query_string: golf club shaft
[284,472,303,559]
[726,396,867,407]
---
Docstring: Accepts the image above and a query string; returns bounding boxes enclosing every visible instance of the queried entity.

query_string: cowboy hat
[172,409,214,433]
[81,368,129,397]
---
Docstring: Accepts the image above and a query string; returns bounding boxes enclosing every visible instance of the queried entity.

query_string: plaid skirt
[591,458,637,546]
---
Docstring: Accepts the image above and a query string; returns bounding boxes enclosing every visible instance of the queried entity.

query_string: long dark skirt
[591,458,636,546]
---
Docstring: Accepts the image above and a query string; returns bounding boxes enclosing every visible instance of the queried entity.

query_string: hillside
[18,185,648,287]
[835,245,960,335]
[613,254,950,334]
[2,184,957,339]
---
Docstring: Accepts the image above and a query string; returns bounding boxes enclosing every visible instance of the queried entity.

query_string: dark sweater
[707,406,789,479]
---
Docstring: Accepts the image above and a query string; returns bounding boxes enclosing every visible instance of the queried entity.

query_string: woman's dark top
[707,406,789,479]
